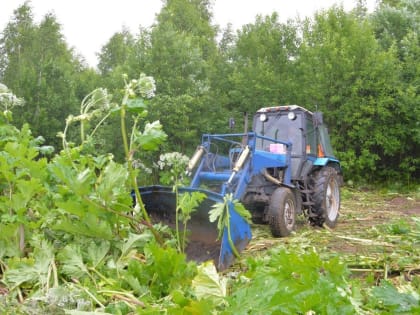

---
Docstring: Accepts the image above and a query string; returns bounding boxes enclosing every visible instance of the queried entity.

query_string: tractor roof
[256,105,313,115]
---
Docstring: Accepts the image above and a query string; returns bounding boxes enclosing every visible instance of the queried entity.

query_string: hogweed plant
[78,88,113,145]
[157,152,190,187]
[0,83,24,123]
[59,88,114,151]
[58,73,167,244]
[120,74,166,231]
[158,152,206,253]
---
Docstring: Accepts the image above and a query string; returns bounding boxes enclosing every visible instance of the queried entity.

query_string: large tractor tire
[310,166,340,228]
[268,187,297,237]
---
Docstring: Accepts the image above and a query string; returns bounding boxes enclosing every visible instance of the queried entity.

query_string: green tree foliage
[1,0,418,183]
[94,29,141,158]
[370,0,420,181]
[94,0,229,157]
[292,5,418,182]
[156,0,217,60]
[373,0,419,51]
[98,28,135,76]
[97,27,152,90]
[146,0,229,153]
[227,13,299,114]
[149,0,216,96]
[0,3,98,150]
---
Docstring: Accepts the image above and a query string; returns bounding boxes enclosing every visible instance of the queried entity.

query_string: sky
[0,0,377,67]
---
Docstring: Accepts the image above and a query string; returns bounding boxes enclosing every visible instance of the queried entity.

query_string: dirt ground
[242,189,420,278]
[327,191,420,253]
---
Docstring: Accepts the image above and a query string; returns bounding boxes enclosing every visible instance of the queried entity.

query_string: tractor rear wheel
[268,187,296,237]
[310,166,340,227]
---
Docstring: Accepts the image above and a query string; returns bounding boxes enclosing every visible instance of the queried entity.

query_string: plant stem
[89,111,111,139]
[99,289,145,307]
[79,89,95,143]
[120,95,131,159]
[17,287,23,303]
[174,184,181,252]
[225,201,240,258]
[120,96,163,246]
[52,260,59,287]
[19,224,25,256]
[74,283,105,308]
[182,219,188,254]
[89,267,114,286]
[80,120,85,144]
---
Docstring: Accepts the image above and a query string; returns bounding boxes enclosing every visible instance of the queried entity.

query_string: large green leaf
[178,192,206,222]
[369,280,420,313]
[209,202,224,239]
[57,244,88,279]
[4,258,40,289]
[126,243,196,298]
[86,241,110,268]
[95,161,129,205]
[191,261,227,304]
[10,178,44,216]
[4,240,55,290]
[226,249,356,314]
[125,98,147,114]
[231,199,252,223]
[53,214,113,240]
[56,199,88,218]
[133,120,167,151]
[119,232,151,259]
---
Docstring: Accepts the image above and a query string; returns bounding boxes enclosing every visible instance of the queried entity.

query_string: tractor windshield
[254,113,303,155]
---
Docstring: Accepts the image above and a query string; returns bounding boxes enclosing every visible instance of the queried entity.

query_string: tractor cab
[253,105,338,181]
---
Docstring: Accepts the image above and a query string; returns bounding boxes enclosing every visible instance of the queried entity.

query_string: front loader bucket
[137,185,252,270]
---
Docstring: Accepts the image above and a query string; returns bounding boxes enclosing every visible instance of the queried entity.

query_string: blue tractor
[140,105,342,270]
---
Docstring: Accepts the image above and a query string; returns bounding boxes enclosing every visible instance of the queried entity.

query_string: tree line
[0,0,419,185]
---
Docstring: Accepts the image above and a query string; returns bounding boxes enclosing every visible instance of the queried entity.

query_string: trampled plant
[365,280,420,313]
[223,248,358,315]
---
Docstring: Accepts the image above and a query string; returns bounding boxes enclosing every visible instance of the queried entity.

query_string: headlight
[259,113,268,122]
[288,112,296,120]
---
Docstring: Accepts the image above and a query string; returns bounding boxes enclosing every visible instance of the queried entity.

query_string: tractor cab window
[306,118,335,158]
[305,118,317,155]
[254,112,302,155]
[318,125,335,158]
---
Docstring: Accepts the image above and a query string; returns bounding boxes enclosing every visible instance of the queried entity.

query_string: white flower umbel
[128,73,156,99]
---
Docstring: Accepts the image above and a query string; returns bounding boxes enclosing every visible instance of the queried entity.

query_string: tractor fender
[313,158,343,185]
[313,157,339,166]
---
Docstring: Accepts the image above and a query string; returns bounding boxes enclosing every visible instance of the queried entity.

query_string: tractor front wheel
[268,187,296,237]
[310,166,340,228]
